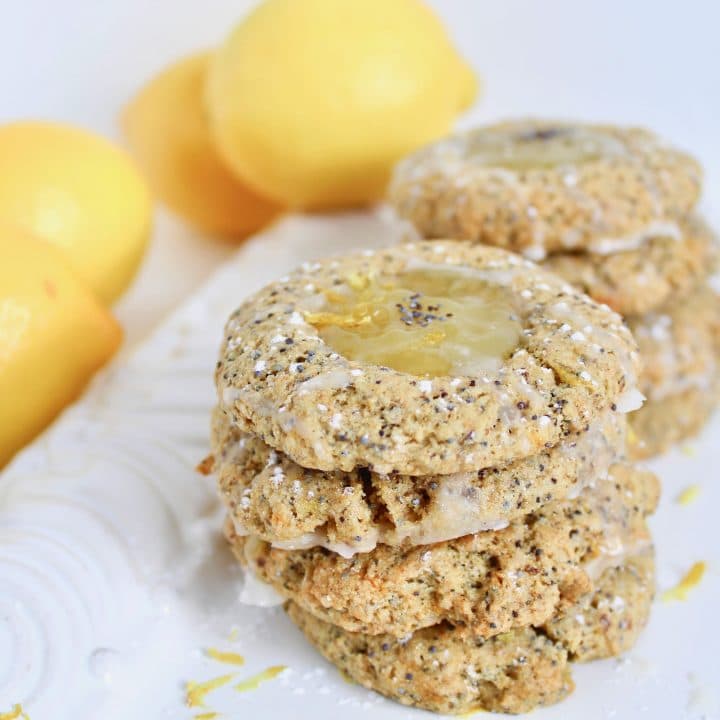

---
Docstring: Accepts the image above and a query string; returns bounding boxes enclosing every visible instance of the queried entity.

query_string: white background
[2,0,718,342]
[1,3,720,719]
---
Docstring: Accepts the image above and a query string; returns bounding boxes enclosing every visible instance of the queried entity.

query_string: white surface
[2,0,719,341]
[2,2,720,719]
[1,212,719,720]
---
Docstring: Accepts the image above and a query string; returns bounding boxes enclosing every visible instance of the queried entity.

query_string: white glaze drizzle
[587,220,682,255]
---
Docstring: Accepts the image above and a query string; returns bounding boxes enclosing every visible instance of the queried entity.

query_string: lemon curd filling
[305,268,522,377]
[466,126,626,170]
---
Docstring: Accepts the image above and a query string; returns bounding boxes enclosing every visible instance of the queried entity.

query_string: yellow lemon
[206,0,478,209]
[0,121,152,304]
[0,232,122,467]
[122,52,281,239]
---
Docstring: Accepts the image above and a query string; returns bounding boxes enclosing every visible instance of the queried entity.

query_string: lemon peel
[0,705,29,720]
[676,485,700,505]
[662,562,706,602]
[123,53,279,238]
[0,121,151,303]
[185,674,234,708]
[207,0,478,208]
[234,666,287,693]
[205,648,245,666]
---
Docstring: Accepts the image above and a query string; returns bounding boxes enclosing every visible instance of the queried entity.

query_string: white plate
[1,212,718,720]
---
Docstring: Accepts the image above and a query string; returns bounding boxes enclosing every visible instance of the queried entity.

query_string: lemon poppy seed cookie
[542,215,718,316]
[389,120,701,260]
[211,237,656,715]
[544,551,654,661]
[629,285,720,404]
[228,464,658,638]
[628,383,720,459]
[624,284,720,457]
[287,602,573,715]
[216,241,640,476]
[211,405,625,553]
[285,551,654,715]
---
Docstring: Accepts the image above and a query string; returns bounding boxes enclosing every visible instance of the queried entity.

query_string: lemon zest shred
[185,674,235,707]
[677,485,700,505]
[0,705,29,720]
[194,713,219,720]
[412,328,446,348]
[626,424,639,447]
[227,627,239,642]
[235,665,287,693]
[307,269,519,377]
[322,289,351,304]
[346,272,373,291]
[206,648,245,666]
[662,562,706,602]
[338,669,355,685]
[493,632,514,644]
[304,308,377,329]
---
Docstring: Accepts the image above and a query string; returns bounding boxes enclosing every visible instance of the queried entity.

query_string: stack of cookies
[389,120,720,458]
[209,241,658,714]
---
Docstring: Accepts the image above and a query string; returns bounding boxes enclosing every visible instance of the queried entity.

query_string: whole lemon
[206,0,477,209]
[0,121,152,304]
[123,52,281,238]
[0,231,122,467]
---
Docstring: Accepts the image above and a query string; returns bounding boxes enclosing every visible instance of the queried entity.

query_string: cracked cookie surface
[542,215,717,316]
[210,405,625,554]
[629,284,720,403]
[545,552,654,661]
[629,382,720,459]
[285,550,654,715]
[229,464,658,638]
